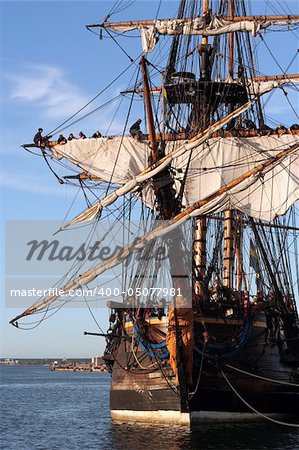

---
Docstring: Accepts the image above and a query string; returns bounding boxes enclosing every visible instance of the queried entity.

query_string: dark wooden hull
[108,316,299,425]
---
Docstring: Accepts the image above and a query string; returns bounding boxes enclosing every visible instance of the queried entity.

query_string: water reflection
[106,422,299,450]
[1,367,298,450]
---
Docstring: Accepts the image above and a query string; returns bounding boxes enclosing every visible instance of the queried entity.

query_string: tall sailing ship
[11,0,299,426]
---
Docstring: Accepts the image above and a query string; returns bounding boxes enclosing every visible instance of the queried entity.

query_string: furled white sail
[51,136,151,184]
[247,78,299,95]
[49,84,295,226]
[174,134,299,222]
[10,140,299,323]
[112,16,299,52]
[51,133,299,228]
[51,98,257,230]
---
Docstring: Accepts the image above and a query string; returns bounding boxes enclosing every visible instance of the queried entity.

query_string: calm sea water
[0,365,299,450]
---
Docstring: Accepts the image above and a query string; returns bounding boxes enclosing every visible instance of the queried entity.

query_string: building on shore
[50,357,106,372]
[0,359,19,365]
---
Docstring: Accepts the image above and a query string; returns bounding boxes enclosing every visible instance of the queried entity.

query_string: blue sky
[1,0,299,358]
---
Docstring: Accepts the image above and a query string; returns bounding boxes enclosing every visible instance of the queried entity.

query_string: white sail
[174,134,299,222]
[247,78,299,95]
[50,76,295,209]
[53,134,299,227]
[112,16,299,52]
[51,98,257,230]
[10,141,299,322]
[50,135,299,230]
[51,136,151,184]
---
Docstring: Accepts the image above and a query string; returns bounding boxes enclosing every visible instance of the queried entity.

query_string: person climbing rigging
[289,124,299,134]
[258,123,273,136]
[33,128,52,146]
[33,128,44,146]
[57,134,67,144]
[92,131,102,138]
[276,124,287,136]
[241,118,256,130]
[129,119,142,139]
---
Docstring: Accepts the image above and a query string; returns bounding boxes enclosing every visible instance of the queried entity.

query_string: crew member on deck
[78,131,86,139]
[68,133,76,141]
[129,119,142,139]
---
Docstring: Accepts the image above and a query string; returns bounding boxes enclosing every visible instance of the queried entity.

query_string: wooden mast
[140,55,178,219]
[198,0,210,83]
[161,72,166,136]
[228,0,234,79]
[194,0,209,297]
[223,0,236,291]
[202,0,209,47]
[194,218,207,296]
[223,210,234,289]
[235,240,243,291]
[140,56,158,160]
[234,214,248,292]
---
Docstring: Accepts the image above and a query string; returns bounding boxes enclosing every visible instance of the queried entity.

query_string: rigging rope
[84,295,107,335]
[225,363,299,387]
[41,149,64,185]
[106,29,135,63]
[221,369,299,428]
[189,341,206,398]
[47,54,142,136]
[281,87,299,120]
[130,329,159,369]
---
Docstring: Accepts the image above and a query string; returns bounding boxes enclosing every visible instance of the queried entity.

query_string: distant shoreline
[0,358,97,366]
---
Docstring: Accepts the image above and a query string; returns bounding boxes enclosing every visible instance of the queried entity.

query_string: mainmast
[193,0,209,298]
[223,0,235,291]
[228,0,234,79]
[198,0,210,81]
[165,0,187,82]
[235,214,246,292]
[223,210,234,289]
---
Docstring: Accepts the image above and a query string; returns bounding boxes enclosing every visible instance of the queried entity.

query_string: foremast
[141,52,190,407]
